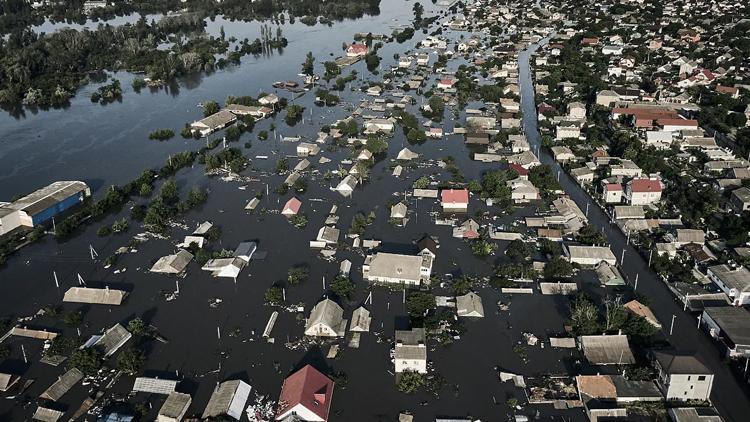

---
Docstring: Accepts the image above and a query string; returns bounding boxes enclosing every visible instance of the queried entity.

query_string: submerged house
[363,252,433,286]
[150,249,194,274]
[190,110,237,137]
[304,299,347,337]
[202,380,252,420]
[394,328,427,374]
[275,365,335,422]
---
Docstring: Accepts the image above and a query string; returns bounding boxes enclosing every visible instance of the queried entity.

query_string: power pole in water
[669,314,676,335]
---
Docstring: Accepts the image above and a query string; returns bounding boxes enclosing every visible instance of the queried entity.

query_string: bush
[149,129,175,141]
[287,266,309,285]
[397,371,425,394]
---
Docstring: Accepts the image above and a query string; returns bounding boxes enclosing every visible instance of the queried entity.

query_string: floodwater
[0,0,429,199]
[0,2,596,420]
[1,1,746,421]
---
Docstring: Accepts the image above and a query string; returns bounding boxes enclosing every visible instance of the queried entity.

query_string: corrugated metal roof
[40,368,84,401]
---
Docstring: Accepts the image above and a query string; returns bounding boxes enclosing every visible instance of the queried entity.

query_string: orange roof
[606,183,622,191]
[576,375,617,399]
[442,189,469,204]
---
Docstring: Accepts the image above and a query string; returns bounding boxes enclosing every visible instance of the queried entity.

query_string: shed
[132,377,178,395]
[202,380,252,420]
[157,392,192,422]
[40,368,84,401]
[304,299,347,337]
[150,249,193,274]
[349,307,372,332]
[63,287,127,305]
[33,406,64,422]
[579,334,635,365]
[456,292,484,317]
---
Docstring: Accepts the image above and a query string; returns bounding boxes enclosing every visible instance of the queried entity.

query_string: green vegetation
[330,275,355,298]
[149,128,175,141]
[68,348,101,375]
[397,370,425,393]
[284,104,305,125]
[471,237,496,256]
[505,239,531,262]
[413,176,430,189]
[287,266,309,285]
[117,347,145,374]
[90,79,122,104]
[264,285,285,306]
[406,291,436,320]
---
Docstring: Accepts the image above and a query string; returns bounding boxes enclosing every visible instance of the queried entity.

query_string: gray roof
[8,181,89,216]
[703,307,750,346]
[132,377,178,395]
[63,287,127,305]
[611,376,662,399]
[567,245,617,262]
[40,368,84,401]
[0,373,19,391]
[150,249,193,274]
[708,264,750,292]
[92,323,132,357]
[194,110,236,130]
[305,299,346,336]
[653,351,711,375]
[456,292,484,317]
[668,407,724,422]
[395,328,427,360]
[579,334,635,365]
[159,392,192,420]
[366,253,424,282]
[202,379,250,419]
[33,406,64,422]
[350,306,372,332]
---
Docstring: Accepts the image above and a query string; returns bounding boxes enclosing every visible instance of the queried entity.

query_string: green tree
[576,224,607,245]
[264,285,284,305]
[544,256,573,279]
[452,276,474,295]
[68,348,102,375]
[330,275,355,298]
[397,370,425,394]
[302,51,315,76]
[406,291,436,319]
[117,348,145,374]
[287,266,309,285]
[63,310,83,326]
[413,176,430,189]
[570,295,600,335]
[203,100,220,117]
[127,317,147,337]
[505,239,530,262]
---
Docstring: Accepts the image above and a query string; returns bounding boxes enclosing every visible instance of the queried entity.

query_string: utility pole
[634,273,639,291]
[620,249,626,265]
[669,314,676,336]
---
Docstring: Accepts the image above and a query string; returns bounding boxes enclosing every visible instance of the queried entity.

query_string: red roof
[346,43,368,54]
[605,183,622,191]
[439,78,456,86]
[629,179,661,193]
[282,197,302,215]
[441,189,469,204]
[509,163,529,176]
[657,118,698,127]
[277,365,334,421]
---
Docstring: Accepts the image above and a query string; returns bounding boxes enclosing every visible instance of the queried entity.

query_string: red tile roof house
[276,365,334,422]
[437,78,457,89]
[509,163,529,180]
[281,197,302,217]
[625,178,662,206]
[603,183,623,204]
[345,43,368,57]
[441,189,469,213]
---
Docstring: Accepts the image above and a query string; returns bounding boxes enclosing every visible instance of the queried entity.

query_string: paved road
[517,41,750,422]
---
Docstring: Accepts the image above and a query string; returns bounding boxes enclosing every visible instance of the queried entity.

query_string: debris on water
[209,298,223,308]
[245,392,276,422]
[497,301,510,311]
[524,333,538,346]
